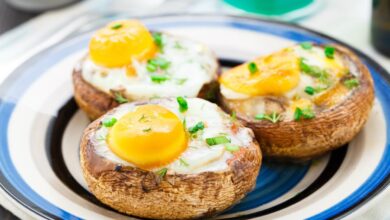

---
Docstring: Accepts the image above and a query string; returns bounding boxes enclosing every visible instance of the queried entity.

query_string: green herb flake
[188,121,205,134]
[225,144,240,152]
[102,117,117,127]
[114,92,128,104]
[294,107,315,121]
[153,32,163,51]
[176,96,188,113]
[304,86,315,95]
[231,111,237,122]
[206,136,230,146]
[179,158,189,167]
[299,58,331,86]
[300,42,313,50]
[344,78,359,89]
[248,62,258,74]
[255,112,281,123]
[146,61,157,72]
[143,128,152,132]
[111,24,122,30]
[324,46,335,59]
[155,168,168,178]
[151,74,169,83]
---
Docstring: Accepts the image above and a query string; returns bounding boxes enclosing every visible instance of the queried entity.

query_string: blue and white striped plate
[0,14,389,219]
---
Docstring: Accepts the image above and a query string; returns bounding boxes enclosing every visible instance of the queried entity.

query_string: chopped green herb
[300,42,313,50]
[111,24,122,30]
[143,128,152,132]
[225,144,240,152]
[176,96,188,113]
[138,114,148,122]
[182,118,187,128]
[294,107,315,121]
[147,57,171,72]
[146,61,157,72]
[102,117,117,127]
[153,32,163,51]
[114,92,128,104]
[248,62,258,74]
[255,112,281,123]
[324,46,335,59]
[344,78,359,89]
[175,78,187,85]
[151,74,169,83]
[179,158,189,167]
[231,111,237,122]
[188,122,205,134]
[155,168,168,178]
[304,86,315,95]
[299,58,331,86]
[206,136,230,146]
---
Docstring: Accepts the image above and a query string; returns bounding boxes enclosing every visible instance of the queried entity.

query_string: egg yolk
[220,49,300,96]
[107,105,187,169]
[89,20,157,68]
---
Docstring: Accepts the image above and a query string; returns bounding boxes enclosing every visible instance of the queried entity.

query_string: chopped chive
[111,24,122,30]
[294,107,315,121]
[143,128,152,132]
[151,74,169,83]
[176,96,188,113]
[248,62,258,74]
[294,107,303,121]
[225,144,240,152]
[182,118,187,128]
[146,61,157,72]
[155,168,168,177]
[102,117,117,127]
[299,58,331,86]
[188,121,205,134]
[300,42,313,50]
[114,92,128,104]
[206,136,230,146]
[179,158,189,167]
[304,86,315,95]
[152,32,163,51]
[255,112,281,123]
[344,78,359,89]
[231,111,237,122]
[324,46,335,59]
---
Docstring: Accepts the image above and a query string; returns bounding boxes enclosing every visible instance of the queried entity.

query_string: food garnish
[255,112,281,123]
[206,136,230,146]
[177,96,188,113]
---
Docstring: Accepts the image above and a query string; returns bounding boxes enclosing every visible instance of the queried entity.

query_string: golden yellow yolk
[89,20,157,68]
[107,105,187,169]
[220,49,300,96]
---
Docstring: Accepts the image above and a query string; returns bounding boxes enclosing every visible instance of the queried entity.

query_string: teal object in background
[224,0,315,18]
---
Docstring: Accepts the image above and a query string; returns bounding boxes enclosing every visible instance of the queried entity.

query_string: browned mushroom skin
[219,45,375,161]
[72,57,220,121]
[80,103,262,219]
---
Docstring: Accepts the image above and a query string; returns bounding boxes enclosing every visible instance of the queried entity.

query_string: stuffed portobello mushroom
[73,20,219,120]
[80,97,261,219]
[218,43,374,161]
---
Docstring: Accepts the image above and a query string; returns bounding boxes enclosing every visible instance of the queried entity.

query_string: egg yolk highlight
[220,49,300,96]
[107,105,187,169]
[89,20,157,67]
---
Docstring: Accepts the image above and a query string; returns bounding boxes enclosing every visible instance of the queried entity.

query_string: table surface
[1,2,37,219]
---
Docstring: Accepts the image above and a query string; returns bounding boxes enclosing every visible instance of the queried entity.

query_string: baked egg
[219,43,361,121]
[78,19,218,101]
[90,97,254,173]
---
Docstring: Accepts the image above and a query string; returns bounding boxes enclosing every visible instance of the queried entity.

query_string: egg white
[80,33,217,100]
[91,98,254,174]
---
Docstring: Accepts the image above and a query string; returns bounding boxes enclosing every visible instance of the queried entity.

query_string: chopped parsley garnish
[102,117,117,127]
[111,24,122,30]
[300,42,313,50]
[206,136,230,146]
[324,46,335,59]
[304,86,315,95]
[248,62,258,74]
[225,144,240,152]
[179,158,189,167]
[155,168,168,178]
[143,128,152,132]
[255,112,281,123]
[176,96,188,113]
[294,107,315,121]
[146,57,171,72]
[344,78,359,89]
[152,32,163,51]
[151,74,169,83]
[188,121,205,134]
[114,92,128,104]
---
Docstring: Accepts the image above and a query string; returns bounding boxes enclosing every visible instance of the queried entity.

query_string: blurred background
[0,0,389,219]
